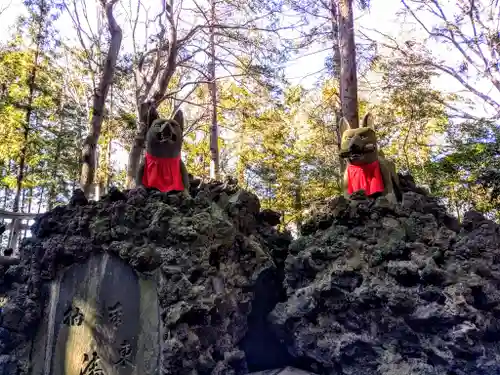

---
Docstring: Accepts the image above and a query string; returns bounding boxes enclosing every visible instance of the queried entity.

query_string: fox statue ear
[339,117,351,136]
[362,112,375,129]
[173,109,184,131]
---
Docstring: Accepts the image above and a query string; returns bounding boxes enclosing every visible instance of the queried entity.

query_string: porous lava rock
[2,172,500,375]
[0,178,291,375]
[270,183,500,375]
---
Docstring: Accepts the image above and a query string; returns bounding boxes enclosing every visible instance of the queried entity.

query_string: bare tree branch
[0,1,12,17]
[399,0,500,116]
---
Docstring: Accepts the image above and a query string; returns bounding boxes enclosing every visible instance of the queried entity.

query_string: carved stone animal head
[145,110,184,158]
[339,113,379,166]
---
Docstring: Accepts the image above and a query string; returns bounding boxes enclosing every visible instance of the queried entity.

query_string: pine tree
[0,0,63,213]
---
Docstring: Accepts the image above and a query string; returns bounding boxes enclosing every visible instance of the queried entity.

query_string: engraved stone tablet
[30,253,161,375]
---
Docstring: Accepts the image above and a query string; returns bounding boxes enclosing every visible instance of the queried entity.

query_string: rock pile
[1,173,500,375]
[270,178,500,375]
[0,178,292,375]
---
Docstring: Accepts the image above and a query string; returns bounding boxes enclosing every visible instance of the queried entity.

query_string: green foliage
[0,0,499,232]
[0,0,86,210]
[217,79,345,229]
[370,58,449,183]
[183,124,228,179]
[423,120,500,220]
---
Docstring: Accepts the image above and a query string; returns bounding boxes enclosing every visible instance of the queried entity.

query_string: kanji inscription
[79,351,105,375]
[114,340,133,368]
[63,305,84,326]
[107,301,123,328]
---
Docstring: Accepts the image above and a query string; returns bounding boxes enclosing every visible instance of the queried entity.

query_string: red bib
[347,160,385,196]
[142,153,184,192]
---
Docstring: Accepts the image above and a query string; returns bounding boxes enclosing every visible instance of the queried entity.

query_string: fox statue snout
[156,122,178,144]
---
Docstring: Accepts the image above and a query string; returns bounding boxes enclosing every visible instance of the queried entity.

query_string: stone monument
[29,253,161,375]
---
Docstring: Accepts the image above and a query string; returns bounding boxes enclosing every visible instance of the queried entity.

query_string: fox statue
[136,110,190,194]
[339,112,400,203]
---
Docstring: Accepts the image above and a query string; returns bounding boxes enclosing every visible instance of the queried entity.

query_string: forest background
[0,0,499,239]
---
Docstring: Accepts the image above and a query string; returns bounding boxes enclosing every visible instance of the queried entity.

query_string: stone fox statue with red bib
[339,112,400,203]
[135,110,190,193]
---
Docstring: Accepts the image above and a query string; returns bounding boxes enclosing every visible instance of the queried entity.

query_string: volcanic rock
[0,181,290,375]
[269,187,500,375]
[1,172,499,375]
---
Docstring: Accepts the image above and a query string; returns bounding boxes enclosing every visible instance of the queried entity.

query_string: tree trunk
[331,0,347,174]
[106,137,112,192]
[23,187,33,239]
[293,183,302,233]
[126,123,146,189]
[13,14,43,213]
[2,187,8,211]
[37,186,44,213]
[2,161,12,211]
[338,0,359,129]
[95,183,101,201]
[48,139,62,210]
[126,101,159,187]
[79,0,122,197]
[48,94,66,211]
[236,112,248,186]
[126,1,181,188]
[21,187,26,213]
[331,0,341,83]
[209,0,220,180]
[106,84,114,192]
